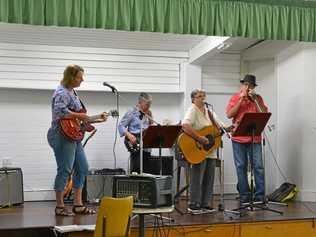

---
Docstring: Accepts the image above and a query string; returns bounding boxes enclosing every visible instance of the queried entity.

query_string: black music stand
[143,125,182,175]
[226,112,283,216]
[141,125,181,222]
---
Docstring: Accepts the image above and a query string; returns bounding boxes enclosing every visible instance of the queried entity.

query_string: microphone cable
[263,130,289,183]
[103,82,120,169]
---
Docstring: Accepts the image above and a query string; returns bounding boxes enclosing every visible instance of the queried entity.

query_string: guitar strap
[207,109,220,130]
[73,89,87,111]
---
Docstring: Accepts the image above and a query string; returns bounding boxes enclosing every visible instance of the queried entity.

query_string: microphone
[103,82,117,93]
[204,102,212,106]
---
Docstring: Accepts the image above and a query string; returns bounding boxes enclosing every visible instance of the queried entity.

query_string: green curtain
[0,0,316,42]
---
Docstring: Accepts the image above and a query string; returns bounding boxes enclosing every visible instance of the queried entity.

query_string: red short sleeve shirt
[226,93,267,143]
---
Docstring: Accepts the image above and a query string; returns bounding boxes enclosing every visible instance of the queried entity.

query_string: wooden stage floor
[1,195,316,237]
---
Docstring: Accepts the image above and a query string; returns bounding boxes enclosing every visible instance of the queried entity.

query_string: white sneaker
[201,206,216,214]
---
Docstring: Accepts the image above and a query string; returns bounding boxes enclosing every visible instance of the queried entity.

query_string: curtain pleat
[0,0,316,42]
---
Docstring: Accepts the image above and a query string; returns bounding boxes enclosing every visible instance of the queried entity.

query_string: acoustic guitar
[177,125,222,164]
[59,109,119,141]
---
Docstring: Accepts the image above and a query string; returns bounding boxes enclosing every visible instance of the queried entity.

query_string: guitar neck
[87,114,102,122]
[87,110,118,122]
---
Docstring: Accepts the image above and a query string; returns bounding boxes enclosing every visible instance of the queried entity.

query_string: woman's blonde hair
[61,64,84,88]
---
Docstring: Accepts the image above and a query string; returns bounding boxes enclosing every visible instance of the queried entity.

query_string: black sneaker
[254,197,265,203]
[201,206,216,214]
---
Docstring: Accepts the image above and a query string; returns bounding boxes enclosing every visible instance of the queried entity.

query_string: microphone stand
[106,88,160,175]
[105,87,120,169]
[139,111,144,175]
[252,96,287,207]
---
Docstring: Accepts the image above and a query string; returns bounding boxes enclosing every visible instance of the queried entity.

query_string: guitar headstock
[109,110,119,118]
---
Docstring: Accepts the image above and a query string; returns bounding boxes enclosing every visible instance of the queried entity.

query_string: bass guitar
[177,125,222,164]
[59,109,119,141]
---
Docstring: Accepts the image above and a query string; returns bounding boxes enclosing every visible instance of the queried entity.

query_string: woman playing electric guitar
[47,65,108,216]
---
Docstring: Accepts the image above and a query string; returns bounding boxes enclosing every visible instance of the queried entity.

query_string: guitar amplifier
[83,168,125,203]
[0,168,24,206]
[112,175,173,208]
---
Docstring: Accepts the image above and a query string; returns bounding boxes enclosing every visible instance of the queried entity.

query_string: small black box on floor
[112,175,173,208]
[83,168,125,203]
[0,167,23,206]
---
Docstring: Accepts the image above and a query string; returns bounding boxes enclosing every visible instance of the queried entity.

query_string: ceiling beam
[242,40,296,61]
[188,36,237,65]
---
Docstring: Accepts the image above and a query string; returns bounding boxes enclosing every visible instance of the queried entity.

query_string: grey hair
[138,92,152,103]
[190,89,205,103]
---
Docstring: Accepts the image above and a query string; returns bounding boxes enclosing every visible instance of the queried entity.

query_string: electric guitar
[124,133,140,153]
[177,125,222,164]
[59,109,119,141]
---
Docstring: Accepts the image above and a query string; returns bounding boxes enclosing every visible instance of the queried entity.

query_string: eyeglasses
[194,95,206,99]
[141,100,151,106]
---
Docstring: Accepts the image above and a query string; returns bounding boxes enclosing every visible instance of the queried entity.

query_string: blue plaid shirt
[49,85,82,131]
[118,107,151,137]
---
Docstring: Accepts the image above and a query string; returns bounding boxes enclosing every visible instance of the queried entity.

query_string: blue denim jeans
[47,128,89,192]
[232,141,265,202]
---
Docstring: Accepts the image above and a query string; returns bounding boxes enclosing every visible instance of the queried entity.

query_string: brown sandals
[72,205,96,215]
[55,206,74,217]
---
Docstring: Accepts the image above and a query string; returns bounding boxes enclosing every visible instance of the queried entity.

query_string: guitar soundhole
[204,135,215,150]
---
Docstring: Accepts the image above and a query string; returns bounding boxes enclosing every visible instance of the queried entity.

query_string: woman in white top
[182,89,217,214]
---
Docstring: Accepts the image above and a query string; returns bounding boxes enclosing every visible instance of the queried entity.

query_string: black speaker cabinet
[148,156,174,176]
[83,168,125,203]
[0,168,24,206]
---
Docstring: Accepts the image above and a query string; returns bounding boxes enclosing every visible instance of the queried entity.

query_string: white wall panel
[206,93,237,194]
[0,42,185,92]
[276,43,316,201]
[202,53,241,94]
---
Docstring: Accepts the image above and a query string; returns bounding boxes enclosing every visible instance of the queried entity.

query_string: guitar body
[60,109,119,142]
[59,108,94,141]
[60,118,95,142]
[177,125,221,164]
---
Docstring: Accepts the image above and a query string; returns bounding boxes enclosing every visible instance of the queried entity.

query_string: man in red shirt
[226,74,268,205]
